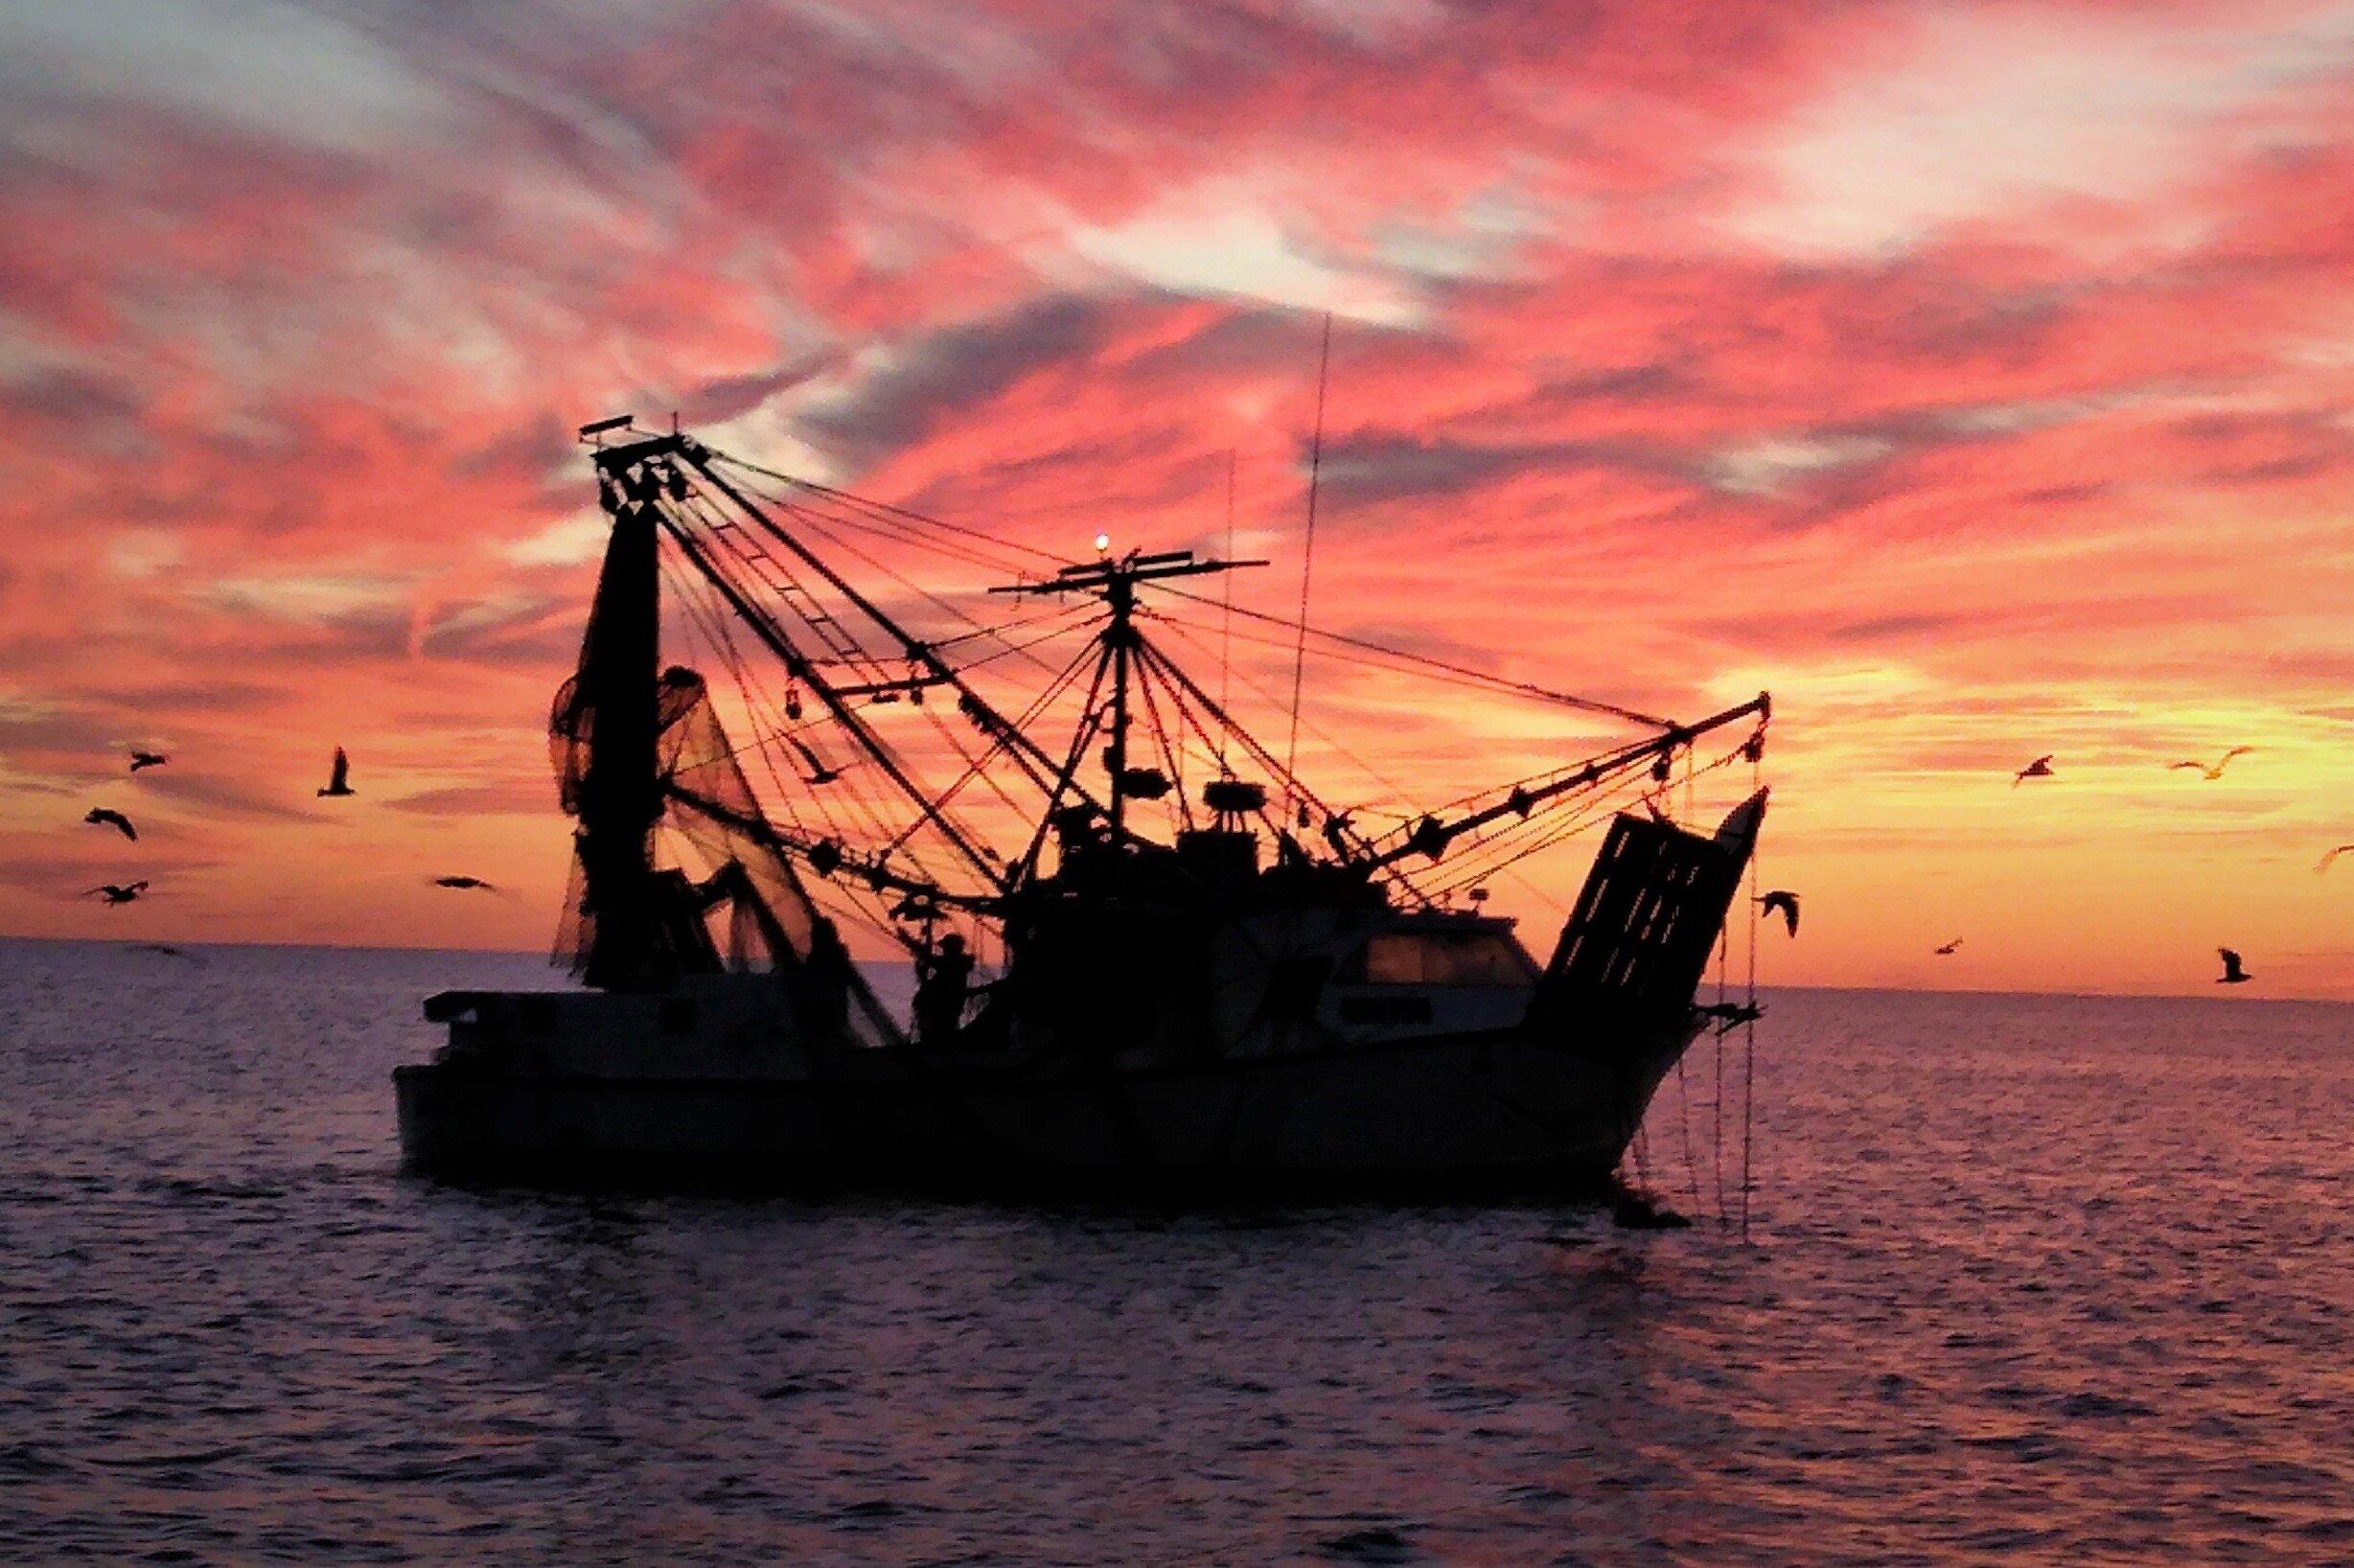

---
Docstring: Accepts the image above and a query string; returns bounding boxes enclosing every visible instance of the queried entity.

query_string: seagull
[83,807,136,841]
[2216,947,2251,985]
[789,737,843,786]
[2171,747,2253,781]
[317,746,355,797]
[1757,889,1800,937]
[128,750,168,772]
[2315,844,2354,875]
[432,875,496,891]
[2013,754,2054,787]
[88,881,149,905]
[1698,1000,1764,1034]
[1934,937,1963,956]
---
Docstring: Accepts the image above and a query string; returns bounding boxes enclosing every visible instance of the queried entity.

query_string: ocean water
[0,938,2346,1566]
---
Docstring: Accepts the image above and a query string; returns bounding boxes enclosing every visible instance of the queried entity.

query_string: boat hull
[394,1021,1698,1192]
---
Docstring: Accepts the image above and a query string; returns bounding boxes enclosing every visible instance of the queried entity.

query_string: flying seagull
[1934,937,1963,956]
[88,881,149,905]
[317,746,354,797]
[83,807,136,841]
[128,750,168,772]
[2172,746,2253,781]
[431,875,496,891]
[2013,754,2054,787]
[2315,844,2354,875]
[789,737,843,786]
[1757,889,1801,937]
[2216,947,2251,985]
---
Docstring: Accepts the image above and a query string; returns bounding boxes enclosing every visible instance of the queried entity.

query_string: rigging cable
[711,454,1072,568]
[1701,740,1726,1226]
[1742,742,1764,1242]
[879,627,1104,862]
[1158,588,1673,729]
[1153,601,1668,733]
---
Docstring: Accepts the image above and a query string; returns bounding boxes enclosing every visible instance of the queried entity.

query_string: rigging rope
[1157,588,1673,728]
[1742,745,1763,1241]
[712,454,1071,568]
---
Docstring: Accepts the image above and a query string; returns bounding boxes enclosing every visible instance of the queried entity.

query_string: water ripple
[1,939,2349,1565]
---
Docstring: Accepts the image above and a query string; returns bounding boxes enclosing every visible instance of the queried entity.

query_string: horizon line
[4,931,2349,1008]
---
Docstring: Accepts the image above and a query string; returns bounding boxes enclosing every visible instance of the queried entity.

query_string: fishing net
[554,661,897,1044]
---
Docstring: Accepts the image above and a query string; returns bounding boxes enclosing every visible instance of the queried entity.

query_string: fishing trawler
[394,415,1772,1188]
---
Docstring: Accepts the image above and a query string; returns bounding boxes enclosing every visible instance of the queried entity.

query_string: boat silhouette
[395,418,1771,1189]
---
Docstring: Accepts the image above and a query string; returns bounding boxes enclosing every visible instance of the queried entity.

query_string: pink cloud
[1,0,2351,993]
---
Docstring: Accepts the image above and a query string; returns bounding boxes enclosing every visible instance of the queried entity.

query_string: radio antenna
[1281,313,1332,816]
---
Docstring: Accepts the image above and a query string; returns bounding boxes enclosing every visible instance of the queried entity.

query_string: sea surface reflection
[1,939,2347,1564]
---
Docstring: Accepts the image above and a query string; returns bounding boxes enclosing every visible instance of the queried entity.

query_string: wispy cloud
[1,0,2351,992]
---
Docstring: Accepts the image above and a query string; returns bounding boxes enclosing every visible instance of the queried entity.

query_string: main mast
[992,547,1264,851]
[567,441,667,989]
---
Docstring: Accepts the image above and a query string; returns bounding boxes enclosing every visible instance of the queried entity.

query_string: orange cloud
[2,0,2350,996]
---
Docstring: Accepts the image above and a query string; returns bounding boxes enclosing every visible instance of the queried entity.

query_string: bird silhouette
[2315,844,2354,875]
[789,737,844,786]
[88,881,149,905]
[1934,937,1963,955]
[317,746,354,797]
[127,750,167,772]
[2216,947,2251,985]
[1699,1000,1764,1034]
[2013,754,2054,786]
[1757,889,1800,937]
[432,875,496,891]
[2171,746,2252,780]
[83,807,136,841]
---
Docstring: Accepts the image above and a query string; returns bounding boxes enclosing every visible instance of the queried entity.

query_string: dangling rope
[1689,742,1727,1225]
[1741,745,1765,1241]
[1281,312,1332,818]
[1672,1051,1703,1215]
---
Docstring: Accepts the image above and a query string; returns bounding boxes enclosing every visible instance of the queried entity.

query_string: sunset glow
[4,1,2352,996]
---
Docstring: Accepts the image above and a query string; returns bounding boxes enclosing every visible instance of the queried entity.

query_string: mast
[570,455,667,989]
[992,548,1266,851]
[1106,568,1134,843]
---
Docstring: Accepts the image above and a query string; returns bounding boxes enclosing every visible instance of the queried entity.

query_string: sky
[2,0,2352,998]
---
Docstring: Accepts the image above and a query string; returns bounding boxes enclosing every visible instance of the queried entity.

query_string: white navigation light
[1093,532,1111,555]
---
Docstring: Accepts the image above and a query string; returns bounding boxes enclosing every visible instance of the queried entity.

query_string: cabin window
[1356,932,1535,987]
